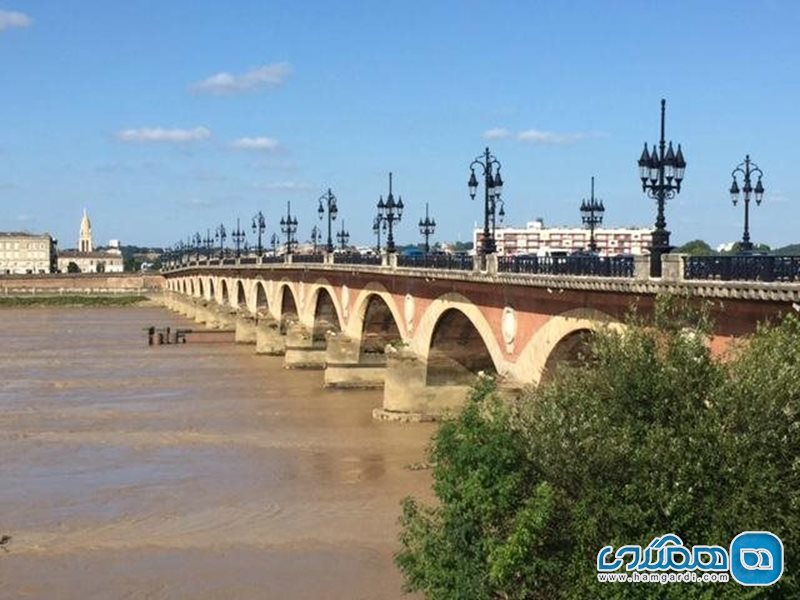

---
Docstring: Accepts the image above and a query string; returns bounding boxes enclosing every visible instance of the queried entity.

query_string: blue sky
[1,1,798,249]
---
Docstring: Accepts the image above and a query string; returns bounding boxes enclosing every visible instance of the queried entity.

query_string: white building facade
[474,219,654,256]
[0,232,56,274]
[56,210,124,273]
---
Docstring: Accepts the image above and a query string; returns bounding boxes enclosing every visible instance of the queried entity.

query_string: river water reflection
[0,307,436,599]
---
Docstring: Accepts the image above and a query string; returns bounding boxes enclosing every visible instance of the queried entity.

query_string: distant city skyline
[1,1,799,249]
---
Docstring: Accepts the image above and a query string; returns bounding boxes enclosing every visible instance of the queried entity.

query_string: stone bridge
[161,259,799,420]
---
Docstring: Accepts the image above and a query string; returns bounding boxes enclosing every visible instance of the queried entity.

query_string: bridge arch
[357,293,403,359]
[235,280,247,309]
[347,283,405,342]
[424,306,499,386]
[220,279,230,306]
[310,286,342,342]
[188,278,194,296]
[207,278,215,302]
[277,283,299,333]
[254,280,269,314]
[512,307,619,385]
[197,278,205,299]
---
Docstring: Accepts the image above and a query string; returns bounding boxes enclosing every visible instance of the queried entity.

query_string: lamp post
[372,215,385,254]
[310,225,322,254]
[231,217,246,258]
[637,99,686,277]
[280,201,298,255]
[580,176,605,253]
[729,155,765,254]
[377,172,403,253]
[252,211,266,257]
[418,202,436,253]
[215,223,226,259]
[317,188,338,253]
[203,229,214,259]
[270,233,279,255]
[192,232,202,261]
[336,220,350,251]
[468,147,504,256]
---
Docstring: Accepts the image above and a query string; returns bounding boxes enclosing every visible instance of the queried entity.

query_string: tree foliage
[397,297,799,598]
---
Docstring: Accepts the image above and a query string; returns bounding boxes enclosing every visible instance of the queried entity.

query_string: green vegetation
[675,239,772,255]
[66,261,80,273]
[397,297,799,598]
[0,295,149,307]
[674,239,715,256]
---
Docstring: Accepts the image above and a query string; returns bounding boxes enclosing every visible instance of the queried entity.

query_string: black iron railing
[239,257,258,265]
[397,254,474,270]
[261,256,284,264]
[498,255,635,277]
[292,254,325,264]
[334,253,382,265]
[222,258,237,265]
[684,255,800,282]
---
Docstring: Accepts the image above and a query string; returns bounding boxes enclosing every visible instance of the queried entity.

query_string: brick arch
[188,278,194,296]
[253,279,270,315]
[304,279,345,332]
[276,282,300,333]
[206,278,215,302]
[234,279,247,309]
[196,277,205,299]
[511,307,620,385]
[412,292,504,373]
[346,283,406,343]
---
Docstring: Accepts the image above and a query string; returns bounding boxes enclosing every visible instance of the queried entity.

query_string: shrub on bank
[396,298,799,599]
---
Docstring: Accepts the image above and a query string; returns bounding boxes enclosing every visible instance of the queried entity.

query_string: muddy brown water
[0,307,436,599]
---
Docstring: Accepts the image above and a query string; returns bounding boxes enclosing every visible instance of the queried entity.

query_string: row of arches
[167,275,603,385]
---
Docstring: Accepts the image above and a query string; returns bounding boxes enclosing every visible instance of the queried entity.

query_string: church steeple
[79,209,93,253]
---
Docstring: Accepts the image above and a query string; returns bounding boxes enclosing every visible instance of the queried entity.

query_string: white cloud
[517,129,602,144]
[0,10,31,31]
[192,62,291,95]
[255,181,314,192]
[179,197,217,207]
[483,128,512,140]
[231,136,280,151]
[116,126,211,143]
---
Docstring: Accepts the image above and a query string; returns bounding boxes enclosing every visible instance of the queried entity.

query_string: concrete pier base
[323,332,385,388]
[374,345,471,421]
[235,315,257,344]
[255,317,285,355]
[284,323,326,369]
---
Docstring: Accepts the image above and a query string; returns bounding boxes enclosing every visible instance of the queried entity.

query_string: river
[0,306,436,599]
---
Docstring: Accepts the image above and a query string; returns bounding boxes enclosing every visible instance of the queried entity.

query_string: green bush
[396,298,799,598]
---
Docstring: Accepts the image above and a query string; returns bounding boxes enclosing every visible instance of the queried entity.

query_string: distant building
[474,219,654,256]
[0,232,57,274]
[56,210,124,273]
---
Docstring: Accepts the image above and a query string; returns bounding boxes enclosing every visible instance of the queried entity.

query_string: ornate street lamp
[192,232,202,261]
[270,233,279,255]
[203,229,214,259]
[280,201,298,255]
[336,220,350,251]
[580,176,605,253]
[377,172,403,253]
[310,225,322,254]
[214,223,227,259]
[252,211,266,257]
[729,155,765,253]
[468,146,504,256]
[637,98,686,276]
[418,202,436,253]
[317,188,339,253]
[231,218,246,258]
[372,214,385,254]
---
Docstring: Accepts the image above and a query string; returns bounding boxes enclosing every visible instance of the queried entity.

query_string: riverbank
[0,294,153,307]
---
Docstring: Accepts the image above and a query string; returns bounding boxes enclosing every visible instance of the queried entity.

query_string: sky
[1,1,799,250]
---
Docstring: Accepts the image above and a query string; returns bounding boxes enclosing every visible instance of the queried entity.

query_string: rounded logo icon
[730,531,783,586]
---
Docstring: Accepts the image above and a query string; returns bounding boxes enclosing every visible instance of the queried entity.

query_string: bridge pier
[255,317,285,355]
[235,314,257,344]
[373,345,474,421]
[284,322,326,369]
[323,332,386,388]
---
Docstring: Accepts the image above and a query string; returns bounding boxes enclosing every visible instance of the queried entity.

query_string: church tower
[79,209,93,253]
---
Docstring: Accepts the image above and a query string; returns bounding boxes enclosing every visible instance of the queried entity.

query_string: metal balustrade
[498,255,635,277]
[333,253,382,265]
[684,255,800,282]
[261,255,284,264]
[292,254,325,264]
[397,254,474,270]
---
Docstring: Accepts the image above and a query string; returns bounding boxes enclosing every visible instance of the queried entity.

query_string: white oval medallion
[501,306,517,354]
[342,285,350,319]
[404,294,415,333]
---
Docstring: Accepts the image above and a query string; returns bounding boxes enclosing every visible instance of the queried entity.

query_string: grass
[0,295,150,307]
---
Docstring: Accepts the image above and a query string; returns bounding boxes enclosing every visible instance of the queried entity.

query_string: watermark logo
[597,532,783,586]
[730,531,783,586]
